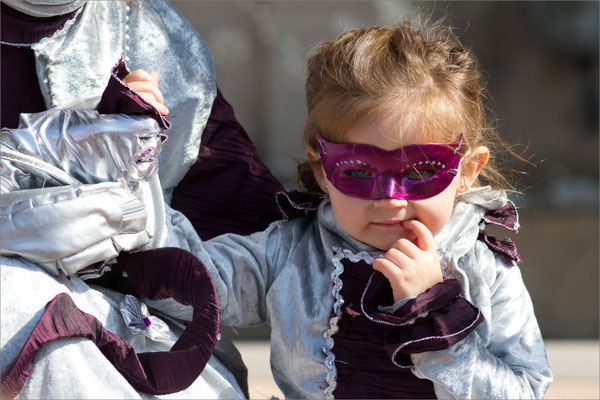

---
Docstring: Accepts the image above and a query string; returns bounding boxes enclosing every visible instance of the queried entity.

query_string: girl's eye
[405,169,436,181]
[344,169,373,179]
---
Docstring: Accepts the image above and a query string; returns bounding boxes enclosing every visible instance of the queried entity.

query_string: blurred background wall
[171,1,599,339]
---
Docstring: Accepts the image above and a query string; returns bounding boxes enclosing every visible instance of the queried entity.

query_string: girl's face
[314,116,466,251]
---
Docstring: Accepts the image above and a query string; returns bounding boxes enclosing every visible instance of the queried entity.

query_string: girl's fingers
[382,248,412,269]
[402,219,436,251]
[390,238,420,258]
[372,258,403,282]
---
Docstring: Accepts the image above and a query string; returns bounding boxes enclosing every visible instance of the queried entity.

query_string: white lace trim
[322,246,378,399]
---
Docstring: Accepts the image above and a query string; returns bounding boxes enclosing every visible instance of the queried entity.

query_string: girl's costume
[178,188,553,399]
[1,1,283,398]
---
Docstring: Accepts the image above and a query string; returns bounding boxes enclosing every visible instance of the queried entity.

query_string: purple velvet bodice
[333,259,436,399]
[331,258,484,399]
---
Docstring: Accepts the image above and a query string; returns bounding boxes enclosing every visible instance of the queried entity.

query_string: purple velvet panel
[0,5,76,44]
[0,5,77,128]
[478,231,521,264]
[331,259,484,399]
[1,248,220,398]
[482,201,520,232]
[97,59,171,130]
[478,200,522,264]
[170,88,286,240]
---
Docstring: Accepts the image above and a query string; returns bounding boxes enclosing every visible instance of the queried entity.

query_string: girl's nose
[373,197,408,208]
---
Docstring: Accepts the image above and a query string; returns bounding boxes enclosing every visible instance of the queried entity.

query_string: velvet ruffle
[1,247,220,398]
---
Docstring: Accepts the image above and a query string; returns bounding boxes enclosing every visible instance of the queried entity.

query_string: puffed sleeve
[195,220,295,327]
[410,254,553,399]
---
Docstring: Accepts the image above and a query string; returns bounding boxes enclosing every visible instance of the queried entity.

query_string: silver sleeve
[0,182,150,276]
[1,109,163,192]
[410,255,553,399]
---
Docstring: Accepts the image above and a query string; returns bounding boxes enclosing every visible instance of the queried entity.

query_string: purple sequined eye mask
[317,132,463,200]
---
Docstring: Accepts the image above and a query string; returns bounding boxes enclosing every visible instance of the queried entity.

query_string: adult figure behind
[1,0,285,397]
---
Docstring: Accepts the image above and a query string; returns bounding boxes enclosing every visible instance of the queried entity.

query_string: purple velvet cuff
[97,59,170,131]
[1,248,219,398]
[361,274,483,367]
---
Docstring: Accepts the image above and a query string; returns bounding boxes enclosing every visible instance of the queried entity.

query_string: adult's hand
[122,69,169,116]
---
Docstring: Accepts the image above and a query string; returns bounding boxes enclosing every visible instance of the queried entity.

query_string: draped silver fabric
[177,187,552,399]
[1,110,163,190]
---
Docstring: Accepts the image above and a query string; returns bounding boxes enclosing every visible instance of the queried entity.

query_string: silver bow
[119,295,170,342]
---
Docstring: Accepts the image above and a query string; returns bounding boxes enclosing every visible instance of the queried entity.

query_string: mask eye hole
[344,169,373,179]
[405,169,436,181]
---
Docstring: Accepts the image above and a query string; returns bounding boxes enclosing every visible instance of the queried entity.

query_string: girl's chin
[367,233,418,251]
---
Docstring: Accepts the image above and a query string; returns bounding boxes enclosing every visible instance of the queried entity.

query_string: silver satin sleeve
[0,110,164,276]
[196,224,289,327]
[0,181,150,277]
[411,253,552,399]
[0,109,163,192]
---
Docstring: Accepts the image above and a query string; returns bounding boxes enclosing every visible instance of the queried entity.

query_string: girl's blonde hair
[299,19,515,193]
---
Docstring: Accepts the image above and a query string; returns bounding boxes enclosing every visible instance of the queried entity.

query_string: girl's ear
[305,146,328,193]
[458,146,489,193]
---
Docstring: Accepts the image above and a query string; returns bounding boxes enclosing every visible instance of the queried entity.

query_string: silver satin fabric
[0,110,166,276]
[28,0,216,195]
[1,110,163,190]
[179,187,552,399]
[0,181,150,276]
[0,257,245,400]
[119,295,171,343]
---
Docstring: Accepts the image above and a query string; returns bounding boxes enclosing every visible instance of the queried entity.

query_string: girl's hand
[122,69,169,116]
[372,219,443,303]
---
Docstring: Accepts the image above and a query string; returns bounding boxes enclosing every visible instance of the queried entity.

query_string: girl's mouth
[372,220,405,227]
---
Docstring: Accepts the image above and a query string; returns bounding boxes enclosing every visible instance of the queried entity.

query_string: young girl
[188,21,553,399]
